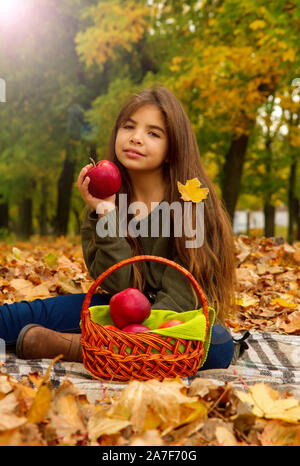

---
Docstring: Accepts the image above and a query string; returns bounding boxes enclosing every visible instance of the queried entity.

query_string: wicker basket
[80,255,210,381]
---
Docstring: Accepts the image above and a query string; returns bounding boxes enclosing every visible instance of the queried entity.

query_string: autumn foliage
[0,235,299,445]
[1,361,300,446]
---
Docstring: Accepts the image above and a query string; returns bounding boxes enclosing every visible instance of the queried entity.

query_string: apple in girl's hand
[122,324,150,333]
[109,288,151,329]
[84,159,121,199]
[158,320,184,329]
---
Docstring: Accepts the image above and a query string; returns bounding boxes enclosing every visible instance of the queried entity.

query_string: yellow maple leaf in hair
[177,178,209,202]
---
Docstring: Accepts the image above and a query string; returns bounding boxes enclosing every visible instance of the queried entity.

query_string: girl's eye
[149,131,160,138]
[123,124,134,129]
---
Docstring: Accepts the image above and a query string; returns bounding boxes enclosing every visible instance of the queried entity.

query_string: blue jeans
[0,294,234,368]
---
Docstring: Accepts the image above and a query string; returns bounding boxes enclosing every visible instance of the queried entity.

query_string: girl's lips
[124,149,144,158]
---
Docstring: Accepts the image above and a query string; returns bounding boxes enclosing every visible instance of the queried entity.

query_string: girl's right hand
[77,164,116,215]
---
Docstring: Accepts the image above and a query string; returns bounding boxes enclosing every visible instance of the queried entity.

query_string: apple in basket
[122,324,150,333]
[84,159,121,199]
[109,288,151,329]
[103,324,120,331]
[158,319,184,329]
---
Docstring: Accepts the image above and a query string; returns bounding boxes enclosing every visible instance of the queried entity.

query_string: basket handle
[81,255,209,335]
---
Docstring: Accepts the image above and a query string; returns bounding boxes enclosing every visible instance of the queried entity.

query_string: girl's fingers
[77,163,93,188]
[80,176,90,198]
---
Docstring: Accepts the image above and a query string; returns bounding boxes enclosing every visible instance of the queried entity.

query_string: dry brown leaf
[275,309,300,334]
[260,420,300,446]
[215,425,238,446]
[88,410,131,442]
[129,429,164,446]
[109,378,206,435]
[0,393,27,431]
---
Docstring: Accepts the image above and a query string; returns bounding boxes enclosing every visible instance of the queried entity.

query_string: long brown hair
[105,86,236,320]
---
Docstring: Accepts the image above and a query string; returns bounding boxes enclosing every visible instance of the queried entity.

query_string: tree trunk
[263,110,276,239]
[39,180,48,236]
[18,197,33,239]
[221,133,250,223]
[0,196,9,230]
[287,154,297,244]
[264,203,275,237]
[55,142,77,236]
[296,198,300,241]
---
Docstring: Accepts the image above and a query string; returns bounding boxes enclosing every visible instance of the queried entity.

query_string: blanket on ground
[2,331,300,403]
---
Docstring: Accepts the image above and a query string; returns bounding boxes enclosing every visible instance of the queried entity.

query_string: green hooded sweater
[81,203,222,324]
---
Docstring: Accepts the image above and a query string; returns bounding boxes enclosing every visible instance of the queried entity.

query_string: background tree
[0,0,299,239]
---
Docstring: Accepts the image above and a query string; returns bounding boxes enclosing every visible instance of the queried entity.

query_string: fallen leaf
[236,268,259,289]
[236,383,300,423]
[27,355,61,424]
[236,295,259,307]
[215,425,238,446]
[0,375,13,396]
[271,298,297,309]
[276,310,300,334]
[88,410,131,442]
[260,420,300,446]
[45,380,87,444]
[0,393,27,431]
[129,429,164,446]
[109,378,206,435]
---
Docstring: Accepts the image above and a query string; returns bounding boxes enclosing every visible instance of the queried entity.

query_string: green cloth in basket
[84,305,215,367]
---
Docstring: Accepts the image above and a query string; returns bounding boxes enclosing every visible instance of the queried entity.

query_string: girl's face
[115,104,168,174]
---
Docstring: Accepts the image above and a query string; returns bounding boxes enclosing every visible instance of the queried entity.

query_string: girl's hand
[77,164,116,215]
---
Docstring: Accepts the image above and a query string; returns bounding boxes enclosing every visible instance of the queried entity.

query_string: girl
[0,87,242,368]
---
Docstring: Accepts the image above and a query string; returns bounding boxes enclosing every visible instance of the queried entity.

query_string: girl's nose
[129,133,142,144]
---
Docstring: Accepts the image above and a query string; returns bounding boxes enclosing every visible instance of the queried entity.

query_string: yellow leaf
[177,178,209,203]
[249,20,267,30]
[236,383,300,423]
[271,298,297,309]
[236,296,258,307]
[88,411,131,442]
[27,356,62,424]
[27,384,52,424]
[109,379,205,435]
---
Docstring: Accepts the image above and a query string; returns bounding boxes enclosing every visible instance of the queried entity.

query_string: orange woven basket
[80,255,210,381]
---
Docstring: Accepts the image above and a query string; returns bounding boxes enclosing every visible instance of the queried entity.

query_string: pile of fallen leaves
[0,234,299,446]
[0,236,96,303]
[0,357,300,446]
[227,235,300,335]
[0,234,299,334]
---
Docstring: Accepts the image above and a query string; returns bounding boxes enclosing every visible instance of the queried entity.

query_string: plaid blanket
[2,331,300,402]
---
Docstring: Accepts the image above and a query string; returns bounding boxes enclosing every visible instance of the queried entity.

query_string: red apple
[84,159,121,199]
[122,324,150,333]
[109,288,151,329]
[103,324,120,331]
[158,319,184,329]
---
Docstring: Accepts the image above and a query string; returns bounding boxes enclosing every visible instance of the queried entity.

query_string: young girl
[0,87,241,369]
